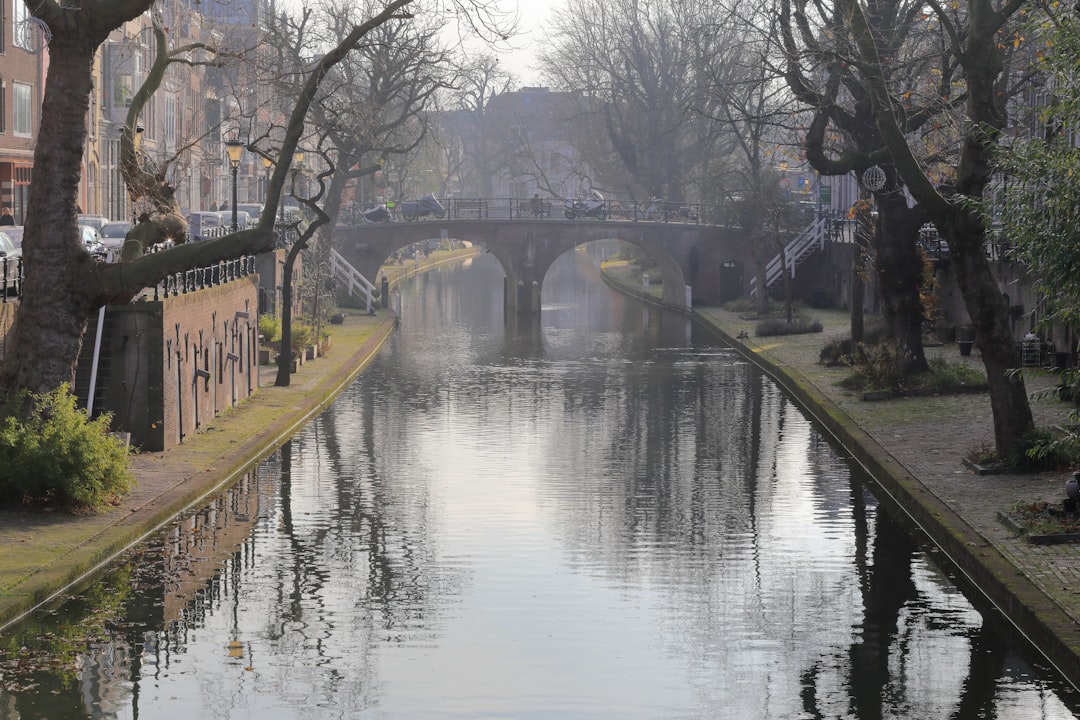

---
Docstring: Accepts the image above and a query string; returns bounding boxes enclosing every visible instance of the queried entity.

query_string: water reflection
[0,247,1077,719]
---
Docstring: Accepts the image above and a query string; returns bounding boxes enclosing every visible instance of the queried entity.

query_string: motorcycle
[399,193,446,221]
[564,191,607,220]
[361,203,393,223]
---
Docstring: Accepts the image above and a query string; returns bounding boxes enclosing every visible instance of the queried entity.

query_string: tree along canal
[1,246,1078,719]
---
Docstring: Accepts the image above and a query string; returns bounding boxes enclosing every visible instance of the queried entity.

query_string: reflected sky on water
[1,245,1077,719]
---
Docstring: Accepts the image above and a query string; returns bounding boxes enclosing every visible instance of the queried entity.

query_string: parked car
[2,226,24,249]
[222,203,263,223]
[186,211,223,242]
[0,230,22,293]
[77,214,110,232]
[217,210,251,230]
[99,221,132,261]
[80,224,107,261]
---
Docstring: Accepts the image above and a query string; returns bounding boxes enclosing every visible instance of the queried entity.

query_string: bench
[452,198,486,219]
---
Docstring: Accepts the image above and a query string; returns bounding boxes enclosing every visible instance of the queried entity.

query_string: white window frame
[12,0,30,51]
[13,82,32,137]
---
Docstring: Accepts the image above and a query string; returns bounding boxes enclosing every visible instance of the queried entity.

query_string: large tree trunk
[944,211,1033,451]
[874,192,929,372]
[0,40,101,398]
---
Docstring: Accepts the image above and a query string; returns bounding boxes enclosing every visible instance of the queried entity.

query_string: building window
[13,82,32,137]
[12,0,30,50]
[0,80,5,133]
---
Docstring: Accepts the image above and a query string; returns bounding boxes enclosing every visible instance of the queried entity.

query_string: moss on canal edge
[0,309,397,631]
[601,263,1079,688]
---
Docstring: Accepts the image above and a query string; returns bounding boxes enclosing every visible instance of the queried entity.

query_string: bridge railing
[329,248,376,312]
[339,197,714,224]
[749,215,831,297]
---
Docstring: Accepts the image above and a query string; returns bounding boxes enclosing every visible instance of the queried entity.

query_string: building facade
[0,0,46,224]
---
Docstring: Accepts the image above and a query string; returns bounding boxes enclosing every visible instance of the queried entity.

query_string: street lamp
[262,156,273,204]
[289,150,305,219]
[225,137,244,232]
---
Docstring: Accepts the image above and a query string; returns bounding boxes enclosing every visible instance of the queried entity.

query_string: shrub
[755,315,823,337]
[819,325,889,366]
[848,340,906,391]
[1006,427,1080,472]
[290,321,313,353]
[258,314,280,344]
[838,343,988,395]
[0,385,133,510]
[916,358,988,394]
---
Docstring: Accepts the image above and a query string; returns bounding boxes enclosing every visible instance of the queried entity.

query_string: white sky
[463,0,559,86]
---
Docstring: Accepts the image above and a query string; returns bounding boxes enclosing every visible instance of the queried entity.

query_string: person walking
[0,208,14,226]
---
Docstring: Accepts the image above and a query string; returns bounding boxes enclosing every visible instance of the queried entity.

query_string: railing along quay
[150,255,257,300]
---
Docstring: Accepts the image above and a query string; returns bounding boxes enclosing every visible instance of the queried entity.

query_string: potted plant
[958,325,975,356]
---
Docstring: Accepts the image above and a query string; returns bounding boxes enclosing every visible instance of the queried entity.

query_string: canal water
[1,246,1077,719]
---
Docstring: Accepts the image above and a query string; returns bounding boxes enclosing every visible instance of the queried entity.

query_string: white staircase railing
[749,215,830,297]
[329,248,376,312]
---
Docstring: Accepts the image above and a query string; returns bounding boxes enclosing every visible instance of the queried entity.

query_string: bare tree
[0,0,426,405]
[434,53,515,197]
[777,0,948,370]
[539,0,722,202]
[271,0,451,386]
[835,0,1037,453]
[692,2,804,316]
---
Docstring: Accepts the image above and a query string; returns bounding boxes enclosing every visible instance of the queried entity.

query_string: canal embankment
[0,307,396,631]
[0,245,482,632]
[600,262,1080,690]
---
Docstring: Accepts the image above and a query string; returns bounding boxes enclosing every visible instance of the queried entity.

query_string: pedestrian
[0,207,13,226]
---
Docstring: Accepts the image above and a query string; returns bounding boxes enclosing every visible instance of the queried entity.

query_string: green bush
[916,357,988,394]
[848,340,906,391]
[754,315,824,337]
[290,321,313,353]
[258,314,280,343]
[838,343,988,395]
[1006,427,1080,472]
[0,385,133,510]
[818,325,889,366]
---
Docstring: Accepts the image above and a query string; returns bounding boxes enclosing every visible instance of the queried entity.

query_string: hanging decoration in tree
[19,18,50,54]
[861,165,886,192]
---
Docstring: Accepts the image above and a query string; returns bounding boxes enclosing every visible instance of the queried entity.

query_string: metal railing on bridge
[339,197,710,224]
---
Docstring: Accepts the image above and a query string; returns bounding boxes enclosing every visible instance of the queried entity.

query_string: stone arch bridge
[334,219,751,313]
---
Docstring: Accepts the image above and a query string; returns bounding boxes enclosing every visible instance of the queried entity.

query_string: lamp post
[281,150,304,223]
[130,125,145,222]
[225,138,244,232]
[262,156,273,204]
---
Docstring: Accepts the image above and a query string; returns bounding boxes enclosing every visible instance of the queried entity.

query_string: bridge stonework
[334,220,752,312]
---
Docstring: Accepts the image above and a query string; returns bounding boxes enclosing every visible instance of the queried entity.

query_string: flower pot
[959,340,973,356]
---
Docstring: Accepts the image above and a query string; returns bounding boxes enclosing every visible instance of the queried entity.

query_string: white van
[186,211,222,242]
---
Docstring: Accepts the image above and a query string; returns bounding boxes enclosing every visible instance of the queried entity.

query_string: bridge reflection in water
[0,249,1076,719]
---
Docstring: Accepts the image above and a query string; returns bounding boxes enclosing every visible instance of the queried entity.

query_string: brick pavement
[696,306,1080,688]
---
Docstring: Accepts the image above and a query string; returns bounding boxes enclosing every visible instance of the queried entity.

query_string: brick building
[0,0,46,224]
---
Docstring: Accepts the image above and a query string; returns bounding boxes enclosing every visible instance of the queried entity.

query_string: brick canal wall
[0,274,260,453]
[98,277,260,451]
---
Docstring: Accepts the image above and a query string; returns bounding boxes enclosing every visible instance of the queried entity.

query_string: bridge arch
[334,218,749,313]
